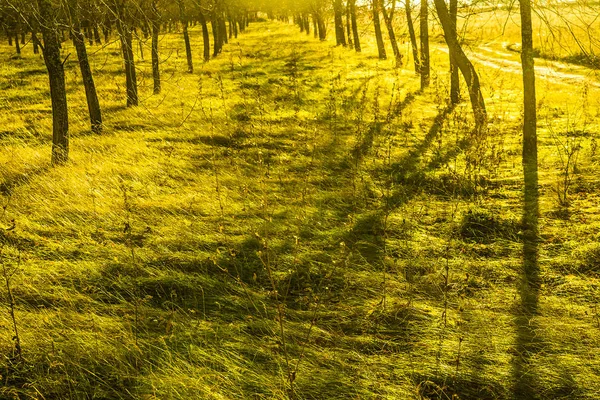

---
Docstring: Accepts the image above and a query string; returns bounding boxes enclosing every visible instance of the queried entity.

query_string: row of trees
[0,0,254,164]
[283,0,537,315]
[0,0,537,210]
[285,0,486,133]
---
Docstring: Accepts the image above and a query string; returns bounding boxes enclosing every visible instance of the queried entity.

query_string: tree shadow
[512,169,541,399]
[0,165,50,196]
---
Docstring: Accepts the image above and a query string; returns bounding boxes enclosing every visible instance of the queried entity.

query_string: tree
[449,0,459,103]
[519,0,538,262]
[333,0,346,46]
[405,0,419,73]
[178,0,194,73]
[111,0,139,107]
[372,0,386,59]
[348,0,360,51]
[68,0,103,133]
[420,0,430,88]
[151,0,161,93]
[37,0,69,164]
[433,0,486,131]
[381,0,402,65]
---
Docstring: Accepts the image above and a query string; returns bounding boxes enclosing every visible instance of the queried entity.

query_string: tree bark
[199,13,210,61]
[349,0,360,52]
[405,0,419,73]
[520,0,537,197]
[212,18,220,57]
[420,0,430,88]
[333,0,346,46]
[449,0,460,104]
[114,1,139,107]
[178,0,194,73]
[151,0,161,93]
[69,0,103,133]
[372,0,386,59]
[433,0,487,131]
[37,0,69,164]
[316,13,327,41]
[345,0,353,47]
[381,0,401,65]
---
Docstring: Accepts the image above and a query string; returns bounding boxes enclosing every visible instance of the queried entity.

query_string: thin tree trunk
[219,15,228,45]
[520,0,537,201]
[32,30,40,54]
[420,0,430,88]
[199,13,210,61]
[372,0,386,59]
[93,25,102,45]
[405,0,419,73]
[317,13,326,41]
[381,0,401,65]
[38,0,69,164]
[345,0,353,48]
[333,0,346,46]
[69,0,103,133]
[516,1,539,397]
[350,0,360,52]
[178,0,193,73]
[116,17,138,107]
[151,0,161,93]
[312,14,318,38]
[433,0,487,131]
[212,18,220,56]
[449,0,460,103]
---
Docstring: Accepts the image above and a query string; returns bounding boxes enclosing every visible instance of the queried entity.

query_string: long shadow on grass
[0,165,50,196]
[512,170,541,399]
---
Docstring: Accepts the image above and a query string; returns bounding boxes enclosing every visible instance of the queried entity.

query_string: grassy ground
[0,18,599,399]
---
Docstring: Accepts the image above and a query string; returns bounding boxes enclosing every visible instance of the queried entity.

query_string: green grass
[0,17,599,399]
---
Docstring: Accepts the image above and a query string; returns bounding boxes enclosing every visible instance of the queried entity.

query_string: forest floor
[0,21,600,399]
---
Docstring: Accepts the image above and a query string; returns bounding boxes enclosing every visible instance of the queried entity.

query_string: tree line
[0,0,537,214]
[0,0,255,164]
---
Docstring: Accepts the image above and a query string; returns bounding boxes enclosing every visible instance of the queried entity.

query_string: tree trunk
[38,0,69,164]
[381,0,401,65]
[405,0,419,73]
[316,13,326,41]
[220,15,228,45]
[349,0,360,52]
[14,30,21,55]
[516,2,539,397]
[115,14,138,107]
[199,13,210,61]
[212,18,220,57]
[312,14,318,38]
[420,0,430,88]
[333,0,346,46]
[433,0,487,131]
[69,0,103,133]
[520,0,537,204]
[372,0,386,59]
[345,0,353,47]
[93,25,102,45]
[32,30,40,54]
[449,0,460,104]
[178,0,193,73]
[151,0,161,93]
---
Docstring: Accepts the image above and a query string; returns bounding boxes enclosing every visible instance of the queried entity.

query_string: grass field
[0,16,599,399]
